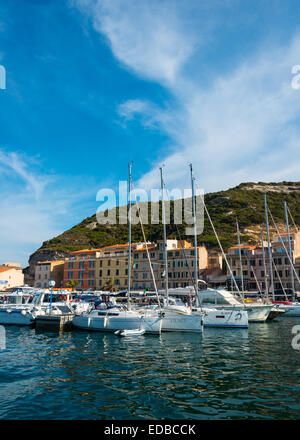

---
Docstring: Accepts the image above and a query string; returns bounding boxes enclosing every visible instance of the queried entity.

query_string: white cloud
[75,1,300,195]
[74,0,196,85]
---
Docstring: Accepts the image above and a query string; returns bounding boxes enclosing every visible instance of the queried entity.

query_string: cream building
[0,263,24,291]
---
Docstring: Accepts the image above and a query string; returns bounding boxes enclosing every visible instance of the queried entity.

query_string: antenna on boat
[127,161,133,310]
[260,230,268,298]
[264,194,275,301]
[236,219,245,299]
[189,163,199,306]
[284,201,295,301]
[159,165,169,305]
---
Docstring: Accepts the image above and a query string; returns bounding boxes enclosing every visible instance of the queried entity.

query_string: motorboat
[272,301,300,317]
[163,286,272,322]
[0,290,89,326]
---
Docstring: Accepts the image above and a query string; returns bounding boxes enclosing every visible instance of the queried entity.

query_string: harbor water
[0,318,300,420]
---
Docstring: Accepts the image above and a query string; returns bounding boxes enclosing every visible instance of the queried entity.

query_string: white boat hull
[200,304,272,322]
[245,305,273,322]
[0,309,35,325]
[159,312,203,332]
[201,309,248,328]
[277,304,300,317]
[73,313,162,334]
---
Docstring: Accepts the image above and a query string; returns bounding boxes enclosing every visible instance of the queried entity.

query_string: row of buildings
[34,240,222,291]
[33,231,300,293]
[227,231,300,292]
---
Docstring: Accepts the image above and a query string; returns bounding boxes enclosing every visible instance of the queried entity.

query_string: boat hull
[73,314,162,334]
[276,304,300,317]
[0,309,35,325]
[202,309,248,328]
[159,312,203,332]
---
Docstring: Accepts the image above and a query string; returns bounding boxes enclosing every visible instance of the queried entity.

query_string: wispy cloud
[0,150,47,199]
[0,149,98,266]
[75,1,300,193]
[74,0,196,85]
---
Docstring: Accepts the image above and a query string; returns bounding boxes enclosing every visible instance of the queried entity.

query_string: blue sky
[1,0,300,266]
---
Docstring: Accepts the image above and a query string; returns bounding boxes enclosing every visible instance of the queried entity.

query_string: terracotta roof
[229,245,257,250]
[0,268,12,273]
[70,249,101,254]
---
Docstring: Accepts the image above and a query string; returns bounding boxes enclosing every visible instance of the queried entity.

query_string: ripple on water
[0,321,300,419]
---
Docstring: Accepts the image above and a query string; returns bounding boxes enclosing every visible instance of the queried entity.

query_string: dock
[35,314,74,331]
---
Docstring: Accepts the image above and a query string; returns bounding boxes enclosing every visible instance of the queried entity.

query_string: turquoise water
[0,319,300,420]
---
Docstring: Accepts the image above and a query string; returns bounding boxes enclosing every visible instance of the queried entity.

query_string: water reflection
[0,320,300,419]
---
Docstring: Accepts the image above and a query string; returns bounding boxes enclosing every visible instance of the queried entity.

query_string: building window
[116,269,119,276]
[99,270,102,277]
[107,270,110,276]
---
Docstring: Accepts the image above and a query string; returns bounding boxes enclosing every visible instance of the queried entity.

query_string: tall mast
[284,201,295,301]
[127,162,132,309]
[264,194,275,300]
[261,230,268,297]
[189,163,199,304]
[236,219,244,297]
[160,166,169,305]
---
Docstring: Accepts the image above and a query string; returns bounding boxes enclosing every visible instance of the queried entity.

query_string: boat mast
[236,219,245,298]
[264,194,275,301]
[160,166,169,305]
[261,230,268,298]
[189,163,199,305]
[284,201,295,301]
[127,162,132,310]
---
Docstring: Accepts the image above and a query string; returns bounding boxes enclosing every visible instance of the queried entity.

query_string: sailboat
[187,187,272,322]
[73,163,162,334]
[187,164,248,328]
[271,201,300,316]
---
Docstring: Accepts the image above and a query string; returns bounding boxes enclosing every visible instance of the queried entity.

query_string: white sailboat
[73,303,162,333]
[73,163,163,334]
[272,201,300,316]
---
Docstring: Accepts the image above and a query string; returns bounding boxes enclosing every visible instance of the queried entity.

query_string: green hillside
[32,181,300,257]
